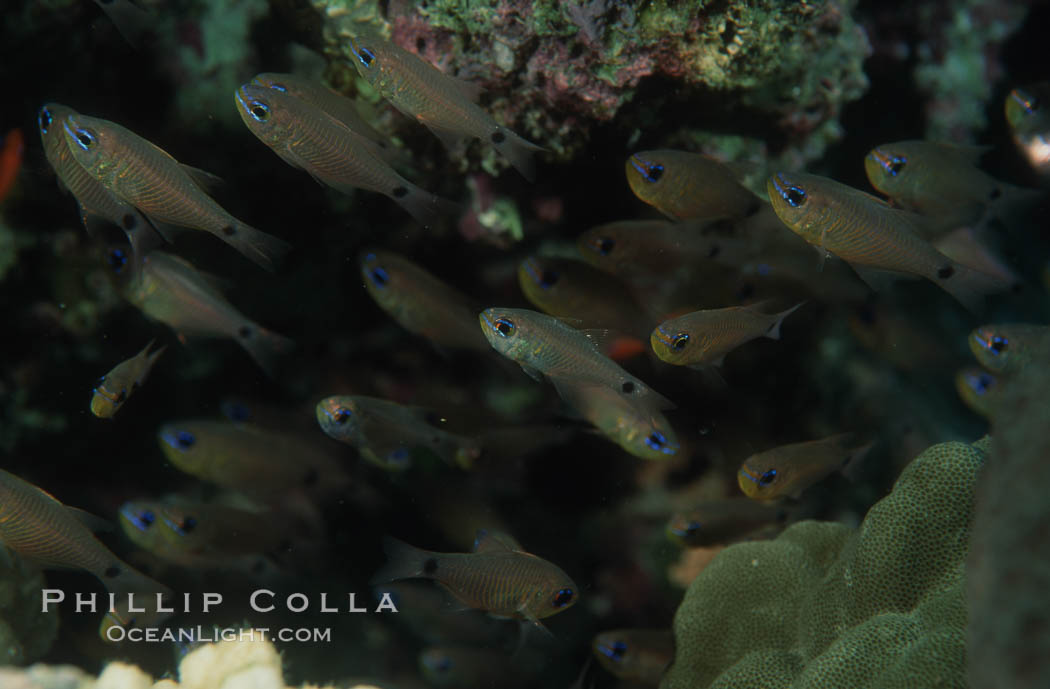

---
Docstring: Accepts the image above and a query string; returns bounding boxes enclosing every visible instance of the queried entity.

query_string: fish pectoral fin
[178,164,225,192]
[519,363,545,383]
[450,75,485,103]
[422,121,468,153]
[65,506,114,533]
[850,264,918,292]
[473,529,522,553]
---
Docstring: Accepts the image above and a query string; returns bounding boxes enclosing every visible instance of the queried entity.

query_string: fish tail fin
[393,183,460,229]
[493,128,545,182]
[370,536,432,584]
[936,261,1011,314]
[841,439,875,483]
[220,223,291,272]
[237,322,295,377]
[766,301,806,340]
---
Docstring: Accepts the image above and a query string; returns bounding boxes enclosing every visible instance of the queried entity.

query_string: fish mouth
[770,172,790,199]
[92,386,121,404]
[478,309,496,334]
[234,85,253,114]
[867,147,894,171]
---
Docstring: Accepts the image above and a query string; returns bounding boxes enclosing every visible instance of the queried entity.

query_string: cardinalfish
[0,468,172,639]
[518,255,652,343]
[373,530,577,631]
[557,380,679,460]
[650,301,803,368]
[1005,83,1050,175]
[0,127,24,205]
[968,323,1050,376]
[955,367,1000,420]
[346,35,544,180]
[737,433,870,501]
[767,171,1007,311]
[592,629,673,686]
[864,140,1041,231]
[361,250,490,352]
[235,84,450,226]
[118,497,290,572]
[666,499,784,547]
[157,419,349,500]
[625,150,762,221]
[90,339,165,418]
[60,111,289,271]
[420,647,524,689]
[38,104,162,255]
[316,395,482,471]
[118,250,292,375]
[479,307,674,416]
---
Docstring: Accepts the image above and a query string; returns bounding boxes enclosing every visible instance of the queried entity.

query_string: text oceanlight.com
[105,626,333,643]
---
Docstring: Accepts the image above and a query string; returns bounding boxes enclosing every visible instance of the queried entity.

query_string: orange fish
[0,128,24,204]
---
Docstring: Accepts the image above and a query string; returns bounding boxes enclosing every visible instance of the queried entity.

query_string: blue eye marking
[270,83,287,92]
[162,430,197,451]
[39,107,53,133]
[123,506,155,532]
[492,317,515,337]
[328,406,352,424]
[645,432,678,455]
[522,258,558,289]
[354,46,376,68]
[966,372,995,396]
[772,173,806,207]
[173,516,197,536]
[552,587,574,607]
[757,263,771,276]
[598,640,628,661]
[759,469,777,486]
[107,248,128,274]
[368,266,389,287]
[629,154,664,183]
[67,123,95,151]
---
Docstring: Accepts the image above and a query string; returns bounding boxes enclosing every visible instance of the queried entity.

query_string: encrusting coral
[662,437,982,689]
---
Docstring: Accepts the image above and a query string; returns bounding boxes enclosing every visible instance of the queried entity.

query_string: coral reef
[0,559,58,665]
[0,638,339,688]
[313,0,870,168]
[662,437,982,689]
[967,352,1050,689]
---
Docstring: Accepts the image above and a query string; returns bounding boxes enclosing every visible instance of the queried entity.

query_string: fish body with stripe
[955,367,1000,420]
[625,150,762,221]
[347,35,543,180]
[560,380,679,461]
[968,323,1050,376]
[0,468,172,638]
[121,251,292,375]
[361,250,490,351]
[90,339,165,418]
[666,498,784,547]
[650,302,803,368]
[478,307,674,415]
[60,112,288,271]
[737,433,869,501]
[592,629,673,685]
[235,84,448,226]
[373,531,577,627]
[767,171,1007,311]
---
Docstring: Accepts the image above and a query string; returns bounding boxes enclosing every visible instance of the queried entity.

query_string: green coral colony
[0,0,1047,688]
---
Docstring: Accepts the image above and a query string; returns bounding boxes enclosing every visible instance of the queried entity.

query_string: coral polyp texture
[662,438,982,689]
[314,0,870,165]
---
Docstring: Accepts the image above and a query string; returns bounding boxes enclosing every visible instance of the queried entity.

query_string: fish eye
[367,266,389,288]
[248,101,270,122]
[645,432,666,450]
[107,248,128,273]
[73,128,96,151]
[971,373,994,395]
[596,237,615,255]
[645,164,664,182]
[671,333,690,351]
[539,270,559,288]
[493,317,516,338]
[887,155,907,176]
[39,107,53,133]
[684,520,702,536]
[784,186,806,207]
[990,336,1008,354]
[758,469,778,486]
[552,587,574,608]
[175,431,196,449]
[138,510,155,529]
[332,406,352,424]
[114,389,127,404]
[94,376,106,388]
[178,516,197,534]
[599,640,628,661]
[356,46,376,67]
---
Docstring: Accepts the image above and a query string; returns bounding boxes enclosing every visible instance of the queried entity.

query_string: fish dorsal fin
[450,75,484,103]
[473,528,521,553]
[66,507,114,533]
[179,164,224,192]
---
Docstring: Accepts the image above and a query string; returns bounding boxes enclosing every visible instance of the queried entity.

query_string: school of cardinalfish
[1,25,1049,687]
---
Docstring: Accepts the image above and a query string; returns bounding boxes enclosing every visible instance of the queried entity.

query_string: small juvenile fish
[625,150,762,221]
[157,419,348,500]
[119,498,287,570]
[235,84,448,226]
[121,251,292,375]
[737,433,869,501]
[968,323,1050,376]
[864,140,1041,230]
[316,395,482,471]
[650,301,803,368]
[347,35,543,180]
[518,256,651,336]
[557,380,679,461]
[0,127,23,205]
[479,307,674,415]
[90,339,165,418]
[60,112,289,271]
[955,367,1000,420]
[1005,83,1050,174]
[767,171,1007,311]
[38,103,162,254]
[0,468,172,637]
[666,499,784,547]
[361,250,489,352]
[592,629,673,686]
[372,530,577,629]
